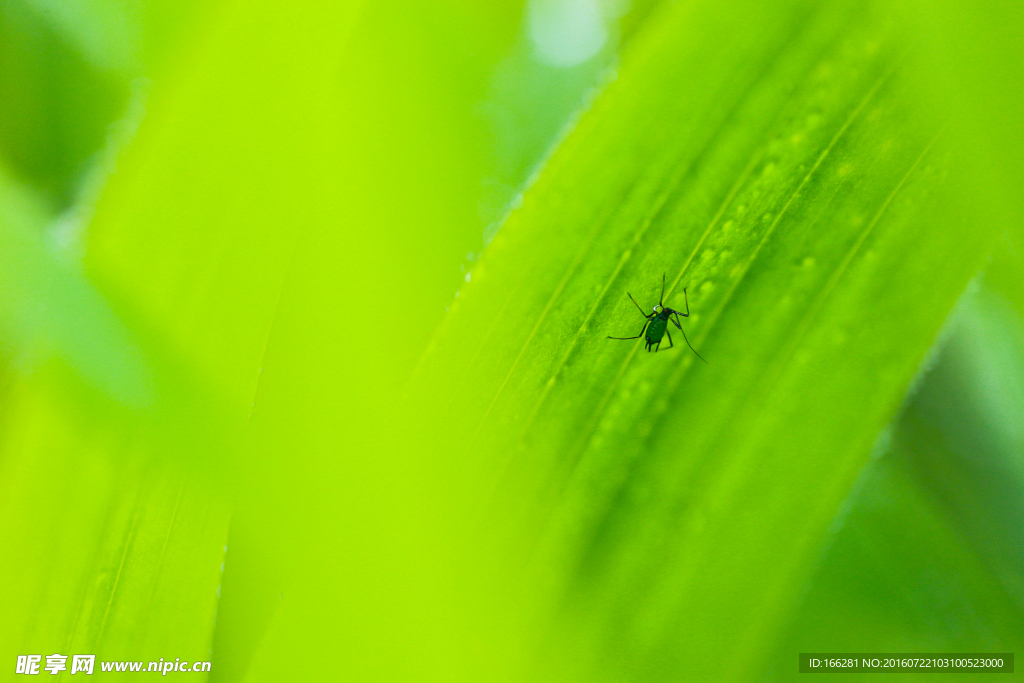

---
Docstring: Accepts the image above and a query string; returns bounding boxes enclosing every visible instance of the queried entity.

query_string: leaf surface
[406,0,999,679]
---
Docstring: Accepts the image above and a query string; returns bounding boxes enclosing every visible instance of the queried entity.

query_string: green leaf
[2,0,1021,680]
[0,374,228,664]
[405,0,1000,679]
[75,2,536,680]
[772,282,1024,668]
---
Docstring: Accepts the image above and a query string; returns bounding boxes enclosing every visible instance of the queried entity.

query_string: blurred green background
[0,0,1021,681]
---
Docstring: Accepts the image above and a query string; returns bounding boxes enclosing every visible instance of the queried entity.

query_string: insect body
[608,273,706,361]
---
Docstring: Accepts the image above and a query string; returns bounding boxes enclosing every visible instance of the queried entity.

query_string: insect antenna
[627,292,649,317]
[660,272,666,307]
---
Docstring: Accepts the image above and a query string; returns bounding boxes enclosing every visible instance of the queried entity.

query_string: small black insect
[607,273,706,361]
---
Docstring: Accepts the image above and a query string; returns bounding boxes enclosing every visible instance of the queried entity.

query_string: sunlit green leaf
[406,1,1002,679]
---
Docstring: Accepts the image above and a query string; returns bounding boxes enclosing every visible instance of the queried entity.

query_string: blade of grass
[406,0,1001,679]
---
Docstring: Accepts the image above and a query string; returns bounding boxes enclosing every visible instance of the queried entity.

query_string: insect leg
[679,326,707,363]
[666,329,674,349]
[607,320,649,341]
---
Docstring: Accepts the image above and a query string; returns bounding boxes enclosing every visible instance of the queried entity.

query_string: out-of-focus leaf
[770,282,1024,680]
[0,0,128,205]
[19,0,142,75]
[0,165,152,406]
[0,372,229,665]
[1,158,224,671]
[79,1,532,680]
